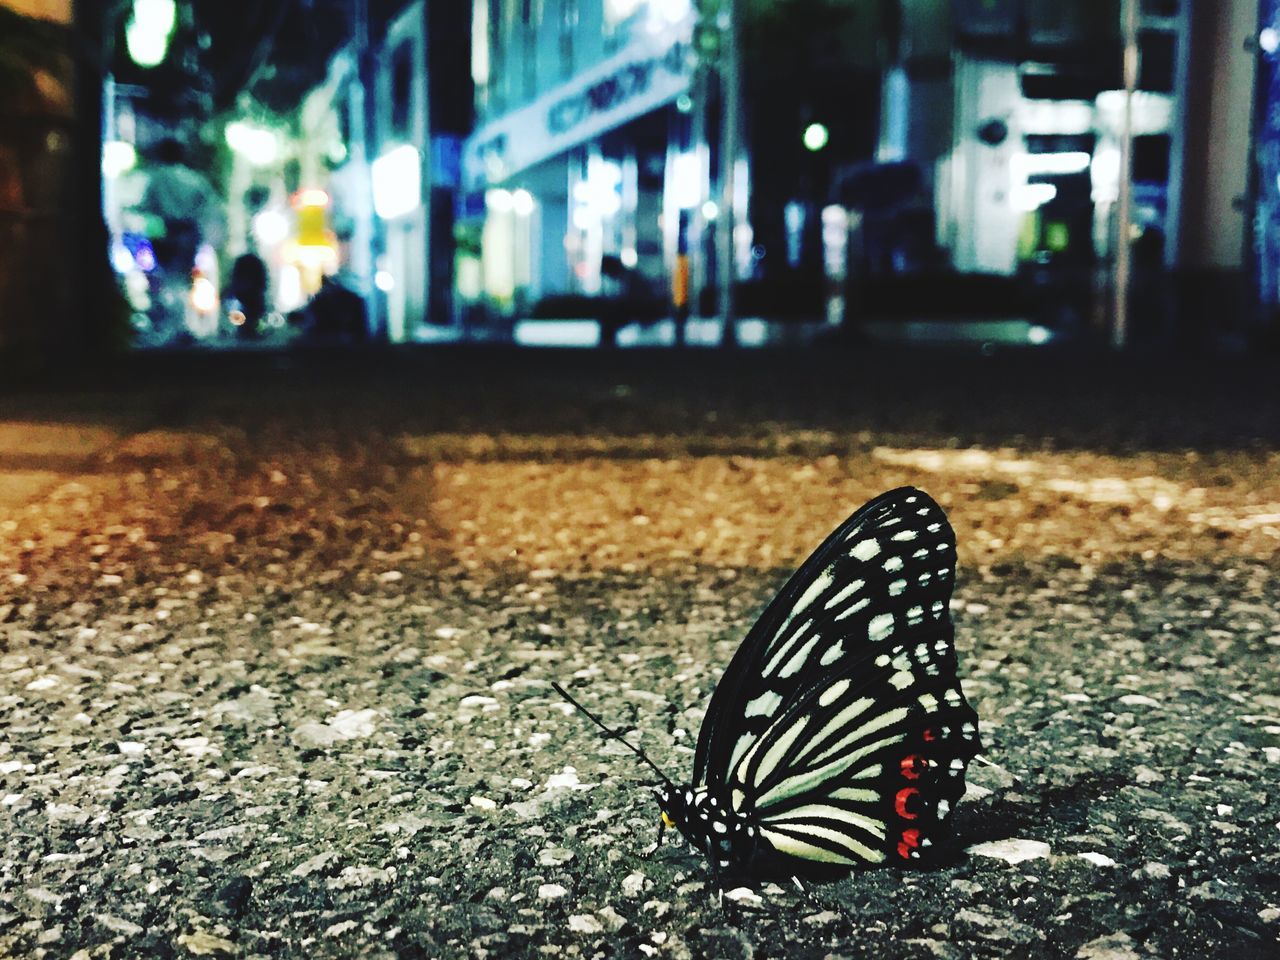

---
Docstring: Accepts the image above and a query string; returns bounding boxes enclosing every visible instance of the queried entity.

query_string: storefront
[459,7,695,327]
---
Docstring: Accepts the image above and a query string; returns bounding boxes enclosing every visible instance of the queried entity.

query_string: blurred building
[459,0,1273,347]
[218,0,471,343]
[460,0,699,333]
[879,0,1260,343]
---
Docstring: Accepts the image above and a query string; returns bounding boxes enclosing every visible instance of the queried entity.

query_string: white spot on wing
[778,632,822,679]
[851,538,880,561]
[888,579,907,596]
[883,555,905,572]
[832,597,870,621]
[823,579,865,610]
[889,670,914,690]
[828,786,879,803]
[789,568,834,622]
[819,639,844,666]
[763,803,886,841]
[762,619,814,676]
[795,696,875,763]
[818,679,851,707]
[759,825,884,864]
[892,529,919,542]
[743,690,782,718]
[752,714,810,787]
[868,613,895,642]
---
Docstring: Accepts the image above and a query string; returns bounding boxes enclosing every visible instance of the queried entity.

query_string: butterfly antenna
[551,682,676,788]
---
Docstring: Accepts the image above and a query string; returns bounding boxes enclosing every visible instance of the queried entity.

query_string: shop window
[1133,134,1170,184]
[1141,0,1179,16]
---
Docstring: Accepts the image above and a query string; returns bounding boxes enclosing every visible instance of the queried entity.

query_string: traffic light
[694,0,724,66]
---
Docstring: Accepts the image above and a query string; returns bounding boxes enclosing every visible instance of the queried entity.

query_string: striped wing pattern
[694,487,980,866]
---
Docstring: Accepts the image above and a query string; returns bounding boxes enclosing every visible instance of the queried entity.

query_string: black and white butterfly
[555,486,980,875]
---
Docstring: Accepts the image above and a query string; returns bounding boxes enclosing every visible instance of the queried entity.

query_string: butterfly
[554,486,980,876]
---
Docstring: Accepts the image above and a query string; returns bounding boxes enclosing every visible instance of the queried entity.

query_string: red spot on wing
[895,787,920,820]
[900,754,924,779]
[922,727,937,742]
[897,828,921,859]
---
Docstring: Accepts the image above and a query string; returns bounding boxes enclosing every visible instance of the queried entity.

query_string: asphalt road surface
[1,345,1278,959]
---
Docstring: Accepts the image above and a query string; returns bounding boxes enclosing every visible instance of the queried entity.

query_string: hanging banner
[462,14,694,190]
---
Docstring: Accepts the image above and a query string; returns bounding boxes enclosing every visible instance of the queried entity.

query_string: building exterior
[874,0,1265,343]
[219,0,471,342]
[460,0,701,332]
[461,0,1275,348]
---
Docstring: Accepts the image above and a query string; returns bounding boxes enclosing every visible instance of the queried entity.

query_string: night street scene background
[2,2,1280,959]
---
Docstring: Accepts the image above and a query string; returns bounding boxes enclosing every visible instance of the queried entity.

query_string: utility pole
[349,0,378,338]
[716,0,742,347]
[1112,0,1140,350]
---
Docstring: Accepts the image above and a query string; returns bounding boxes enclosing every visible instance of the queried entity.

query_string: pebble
[1077,852,1116,868]
[96,914,143,936]
[538,883,569,900]
[176,930,238,955]
[567,914,602,934]
[802,910,842,926]
[966,839,1051,864]
[544,768,589,791]
[1075,932,1142,960]
[290,723,346,750]
[595,905,627,933]
[1118,694,1161,708]
[470,795,497,811]
[621,872,647,898]
[537,846,574,866]
[328,708,378,738]
[290,851,339,877]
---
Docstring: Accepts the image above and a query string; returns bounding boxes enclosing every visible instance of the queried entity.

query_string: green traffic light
[803,123,829,152]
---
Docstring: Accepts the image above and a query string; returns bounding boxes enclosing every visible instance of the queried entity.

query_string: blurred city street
[1,345,1278,958]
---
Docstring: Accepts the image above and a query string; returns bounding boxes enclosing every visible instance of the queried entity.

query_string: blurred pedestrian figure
[298,274,368,343]
[226,251,269,339]
[600,254,653,349]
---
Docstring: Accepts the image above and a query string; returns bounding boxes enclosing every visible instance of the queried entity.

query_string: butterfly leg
[642,820,667,858]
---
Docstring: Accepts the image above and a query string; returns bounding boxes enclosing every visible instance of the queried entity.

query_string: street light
[125,0,176,68]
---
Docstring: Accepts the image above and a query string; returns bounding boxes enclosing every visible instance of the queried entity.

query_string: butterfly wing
[692,486,980,865]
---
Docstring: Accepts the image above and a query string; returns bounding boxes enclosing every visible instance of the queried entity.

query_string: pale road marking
[871,446,1280,537]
